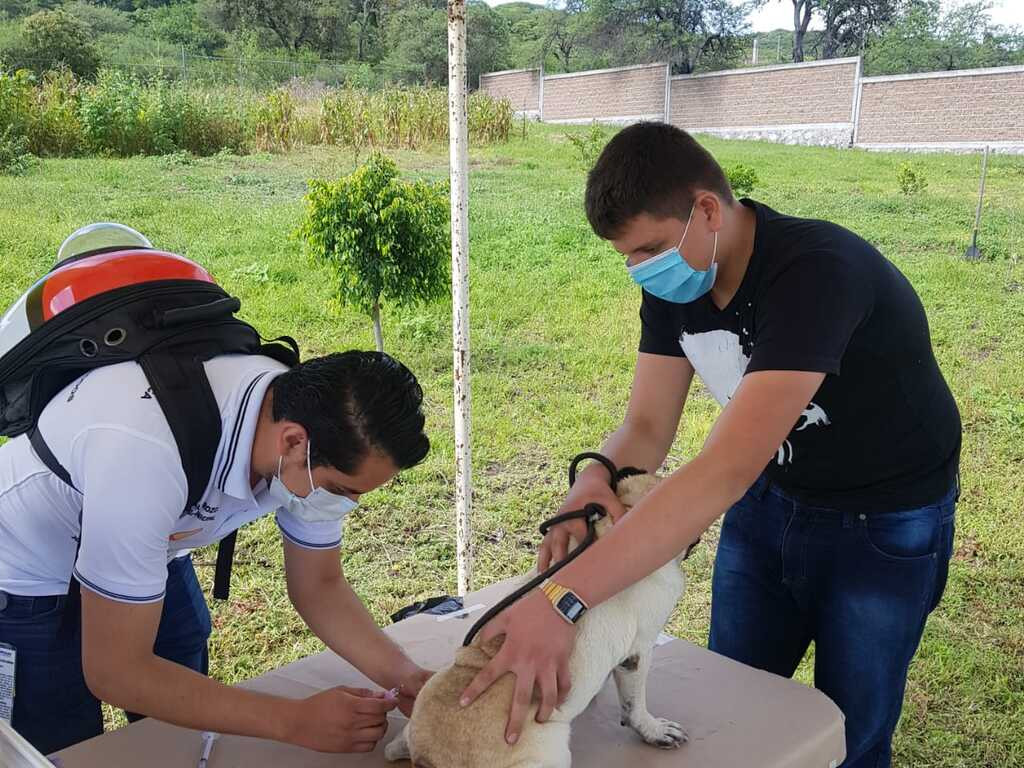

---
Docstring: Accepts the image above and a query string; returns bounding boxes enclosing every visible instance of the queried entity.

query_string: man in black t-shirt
[458,123,961,768]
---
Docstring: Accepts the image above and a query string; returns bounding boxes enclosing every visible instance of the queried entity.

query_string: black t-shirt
[640,199,961,512]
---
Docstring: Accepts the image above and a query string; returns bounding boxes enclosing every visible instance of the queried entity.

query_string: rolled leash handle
[461,452,618,648]
[462,501,608,648]
[568,452,619,492]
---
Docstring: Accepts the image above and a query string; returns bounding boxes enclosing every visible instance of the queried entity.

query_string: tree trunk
[371,299,384,353]
[793,0,813,63]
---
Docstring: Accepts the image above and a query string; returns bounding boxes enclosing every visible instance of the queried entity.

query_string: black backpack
[0,231,299,601]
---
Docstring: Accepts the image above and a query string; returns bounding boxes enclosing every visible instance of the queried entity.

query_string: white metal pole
[448,0,473,596]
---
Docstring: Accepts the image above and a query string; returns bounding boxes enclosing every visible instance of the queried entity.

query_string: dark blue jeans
[709,475,956,768]
[0,555,211,755]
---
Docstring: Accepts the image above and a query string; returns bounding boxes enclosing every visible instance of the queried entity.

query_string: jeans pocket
[860,506,943,562]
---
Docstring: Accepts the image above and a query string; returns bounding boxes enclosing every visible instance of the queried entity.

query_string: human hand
[538,472,625,571]
[284,685,396,753]
[392,662,434,718]
[459,590,576,745]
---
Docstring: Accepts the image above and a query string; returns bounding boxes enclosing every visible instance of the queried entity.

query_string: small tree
[297,152,450,352]
[4,10,101,80]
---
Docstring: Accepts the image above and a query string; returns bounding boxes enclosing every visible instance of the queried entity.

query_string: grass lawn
[1,124,1021,766]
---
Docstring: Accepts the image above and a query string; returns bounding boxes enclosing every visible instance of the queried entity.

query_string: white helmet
[56,222,152,264]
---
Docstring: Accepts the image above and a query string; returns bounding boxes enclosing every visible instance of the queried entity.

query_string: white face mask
[268,440,358,524]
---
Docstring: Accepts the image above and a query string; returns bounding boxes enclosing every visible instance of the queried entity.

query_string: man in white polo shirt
[0,348,433,754]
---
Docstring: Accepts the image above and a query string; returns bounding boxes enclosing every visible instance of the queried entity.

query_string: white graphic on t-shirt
[676,329,831,467]
[678,329,749,406]
[795,402,830,431]
[776,402,831,465]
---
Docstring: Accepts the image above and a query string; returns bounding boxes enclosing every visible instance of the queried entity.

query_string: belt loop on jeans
[841,511,855,529]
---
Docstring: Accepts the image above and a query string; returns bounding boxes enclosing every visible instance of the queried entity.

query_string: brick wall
[478,69,540,114]
[477,59,1024,151]
[856,67,1024,144]
[542,63,667,122]
[669,59,859,130]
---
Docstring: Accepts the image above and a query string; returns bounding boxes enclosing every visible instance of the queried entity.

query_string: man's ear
[694,190,724,232]
[277,422,308,463]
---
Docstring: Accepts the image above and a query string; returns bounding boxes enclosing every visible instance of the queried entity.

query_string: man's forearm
[294,577,413,689]
[559,449,746,608]
[579,419,675,483]
[87,654,299,742]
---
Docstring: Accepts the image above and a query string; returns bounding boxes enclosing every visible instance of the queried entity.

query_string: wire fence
[9,47,383,90]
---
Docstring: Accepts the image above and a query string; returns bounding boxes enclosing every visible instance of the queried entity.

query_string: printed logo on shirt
[141,387,153,399]
[66,374,90,403]
[180,502,218,522]
[776,401,831,466]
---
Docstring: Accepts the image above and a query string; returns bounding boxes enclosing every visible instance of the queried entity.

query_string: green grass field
[1,125,1022,766]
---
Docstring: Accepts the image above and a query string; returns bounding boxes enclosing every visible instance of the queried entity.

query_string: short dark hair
[585,122,734,240]
[271,351,429,473]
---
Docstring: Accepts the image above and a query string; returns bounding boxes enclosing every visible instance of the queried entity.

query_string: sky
[483,0,1024,32]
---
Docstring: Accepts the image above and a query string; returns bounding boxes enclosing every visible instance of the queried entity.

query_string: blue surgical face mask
[268,440,358,524]
[627,205,718,304]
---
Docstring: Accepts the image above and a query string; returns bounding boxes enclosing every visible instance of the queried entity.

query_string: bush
[77,71,248,157]
[566,123,607,167]
[0,68,35,143]
[3,10,101,80]
[30,69,83,156]
[249,88,297,153]
[0,126,36,175]
[726,164,759,198]
[150,84,248,156]
[77,69,154,155]
[320,85,514,150]
[896,161,928,196]
[468,91,513,144]
[296,152,450,352]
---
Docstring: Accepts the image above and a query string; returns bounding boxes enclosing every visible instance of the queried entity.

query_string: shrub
[566,122,608,168]
[296,152,450,352]
[77,69,154,155]
[726,164,759,198]
[319,85,514,150]
[3,10,101,80]
[896,161,928,196]
[29,68,83,156]
[249,88,297,153]
[0,68,35,143]
[0,126,36,175]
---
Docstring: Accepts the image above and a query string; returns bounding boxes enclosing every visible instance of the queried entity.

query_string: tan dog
[385,472,688,768]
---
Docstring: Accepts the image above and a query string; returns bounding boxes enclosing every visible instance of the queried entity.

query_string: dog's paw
[631,716,688,750]
[384,736,411,762]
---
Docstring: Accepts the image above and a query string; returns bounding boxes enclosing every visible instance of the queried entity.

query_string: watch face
[557,593,586,622]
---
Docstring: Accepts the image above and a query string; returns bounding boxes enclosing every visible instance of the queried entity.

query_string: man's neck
[708,202,757,311]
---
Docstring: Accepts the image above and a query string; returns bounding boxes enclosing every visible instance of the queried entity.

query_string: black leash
[462,452,620,647]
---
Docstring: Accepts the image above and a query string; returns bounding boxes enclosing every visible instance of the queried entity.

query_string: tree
[545,2,591,71]
[588,0,752,74]
[818,0,896,59]
[790,0,813,61]
[782,0,897,62]
[384,0,510,85]
[213,0,349,54]
[296,153,450,353]
[864,0,1024,75]
[3,9,101,78]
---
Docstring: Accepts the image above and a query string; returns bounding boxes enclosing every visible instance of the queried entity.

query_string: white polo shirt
[0,354,344,603]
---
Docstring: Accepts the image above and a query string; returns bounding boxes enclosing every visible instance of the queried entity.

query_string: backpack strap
[139,350,241,600]
[29,427,76,491]
[138,351,221,512]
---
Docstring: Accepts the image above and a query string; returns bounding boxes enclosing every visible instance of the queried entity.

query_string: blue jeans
[0,555,211,755]
[709,475,956,768]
